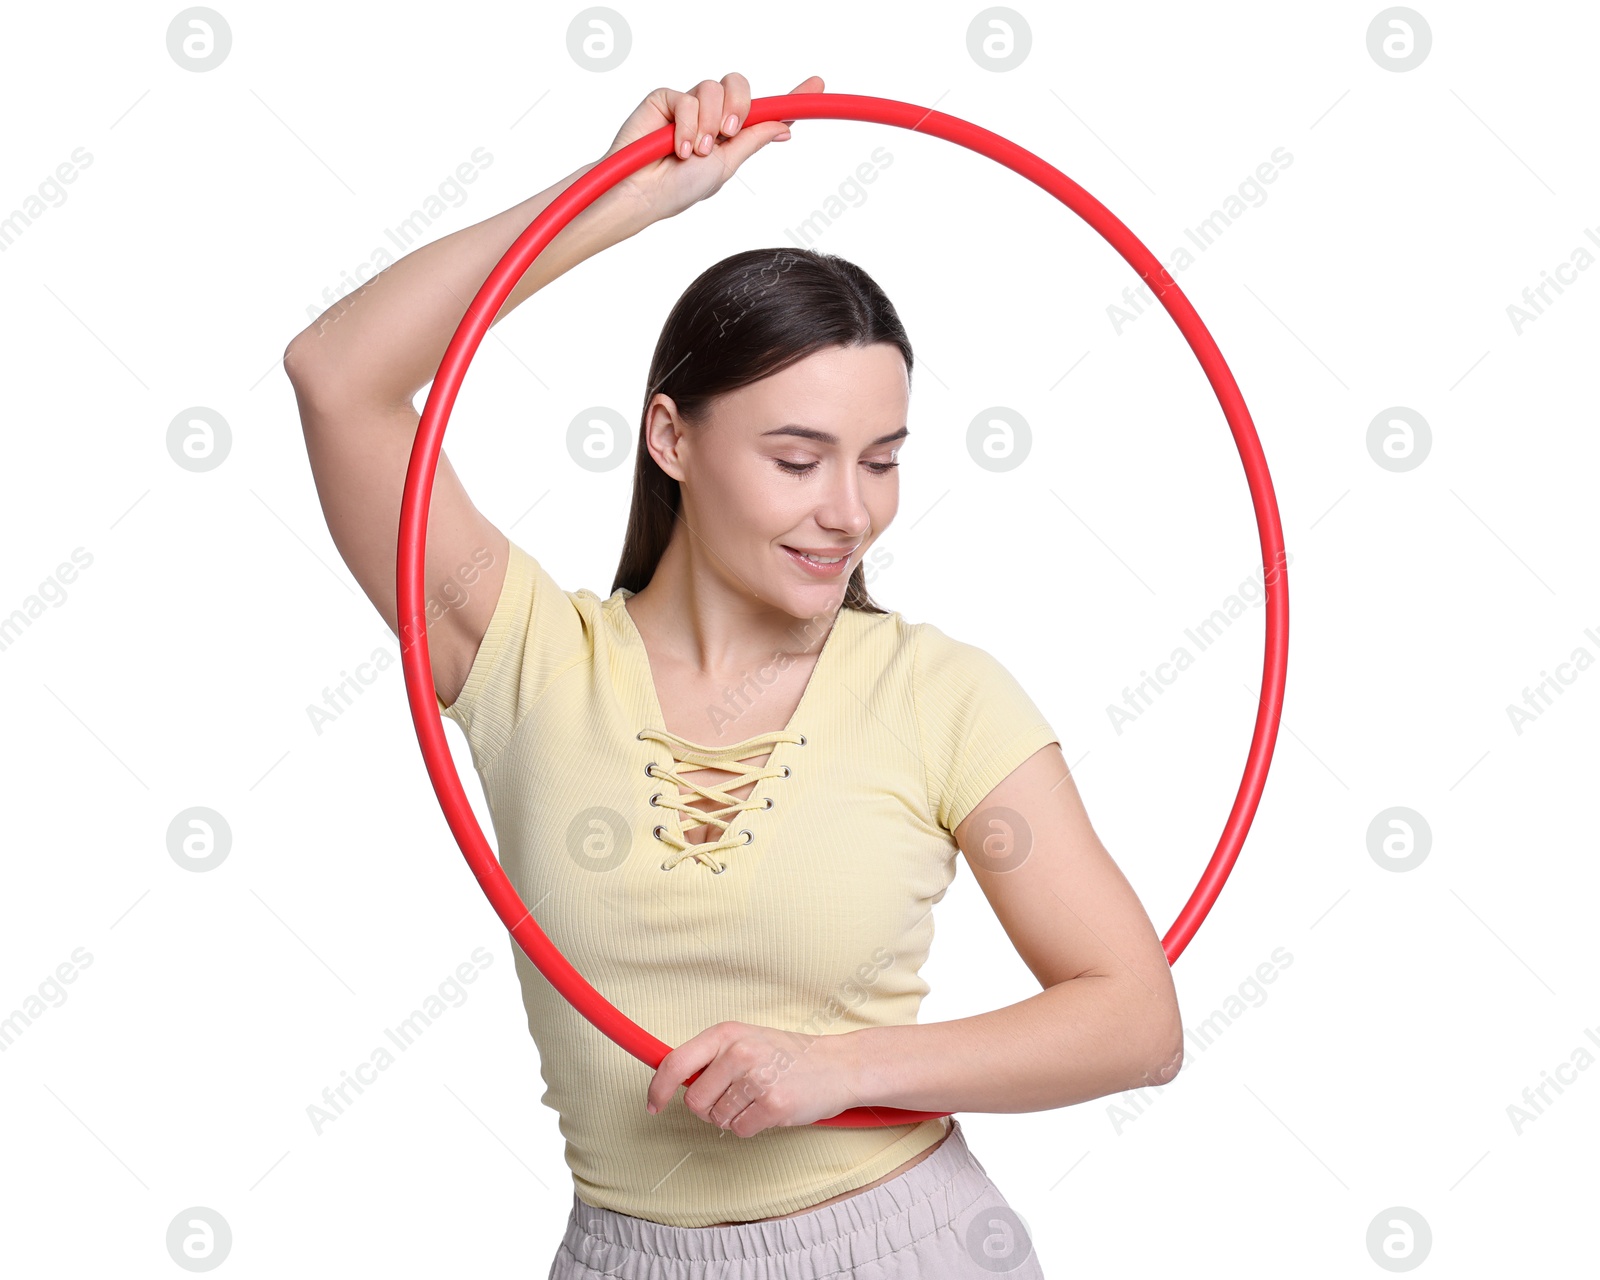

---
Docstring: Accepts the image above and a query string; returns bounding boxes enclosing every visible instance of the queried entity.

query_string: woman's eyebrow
[760,424,910,446]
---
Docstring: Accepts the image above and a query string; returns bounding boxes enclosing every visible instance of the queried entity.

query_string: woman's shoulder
[896,611,1045,704]
[839,603,1003,688]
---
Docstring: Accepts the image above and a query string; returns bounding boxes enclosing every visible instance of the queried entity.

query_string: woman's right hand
[599,73,823,225]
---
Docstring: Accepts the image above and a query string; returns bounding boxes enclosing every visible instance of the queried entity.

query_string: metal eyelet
[762,797,774,810]
[740,830,753,845]
[635,730,646,740]
[779,765,791,778]
[659,860,672,871]
[653,825,665,840]
[712,861,727,874]
[649,793,661,807]
[796,734,807,746]
[644,762,657,778]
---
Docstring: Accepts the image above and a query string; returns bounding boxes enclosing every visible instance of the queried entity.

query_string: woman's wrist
[494,157,659,299]
[583,162,660,242]
[839,1026,889,1110]
[509,157,644,272]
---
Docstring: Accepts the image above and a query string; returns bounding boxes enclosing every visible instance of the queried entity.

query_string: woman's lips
[781,545,852,577]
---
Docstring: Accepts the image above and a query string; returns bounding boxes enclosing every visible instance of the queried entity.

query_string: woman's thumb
[717,117,793,167]
[780,76,822,128]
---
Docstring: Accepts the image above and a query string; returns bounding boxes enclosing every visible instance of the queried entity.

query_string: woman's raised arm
[281,73,811,704]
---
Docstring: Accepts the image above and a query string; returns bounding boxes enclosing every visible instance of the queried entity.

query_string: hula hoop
[397,93,1289,1129]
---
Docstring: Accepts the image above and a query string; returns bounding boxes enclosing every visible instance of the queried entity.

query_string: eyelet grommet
[712,862,727,874]
[796,734,807,746]
[659,860,671,871]
[779,765,791,778]
[635,730,646,740]
[644,762,657,778]
[762,797,774,810]
[653,825,665,840]
[649,793,661,807]
[740,830,753,845]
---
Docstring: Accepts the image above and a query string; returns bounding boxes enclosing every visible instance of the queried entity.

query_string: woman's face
[645,343,908,618]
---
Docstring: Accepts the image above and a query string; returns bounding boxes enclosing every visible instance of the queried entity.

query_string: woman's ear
[644,394,690,482]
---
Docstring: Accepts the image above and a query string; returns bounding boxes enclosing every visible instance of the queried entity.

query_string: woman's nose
[813,472,873,537]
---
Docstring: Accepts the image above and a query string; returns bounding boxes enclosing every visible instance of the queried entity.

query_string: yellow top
[437,540,1059,1227]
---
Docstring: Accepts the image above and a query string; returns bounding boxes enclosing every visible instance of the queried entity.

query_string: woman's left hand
[645,1021,858,1136]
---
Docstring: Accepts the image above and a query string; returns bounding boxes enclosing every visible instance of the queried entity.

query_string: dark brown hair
[609,247,912,614]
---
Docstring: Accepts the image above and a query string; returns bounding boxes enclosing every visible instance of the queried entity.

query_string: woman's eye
[772,459,900,477]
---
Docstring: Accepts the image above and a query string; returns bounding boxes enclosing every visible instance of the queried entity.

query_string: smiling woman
[287,68,1179,1278]
[612,247,913,618]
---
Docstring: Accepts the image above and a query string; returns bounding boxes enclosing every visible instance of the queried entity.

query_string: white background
[2,0,1595,1274]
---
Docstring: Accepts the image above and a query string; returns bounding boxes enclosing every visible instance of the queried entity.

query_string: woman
[286,72,1182,1279]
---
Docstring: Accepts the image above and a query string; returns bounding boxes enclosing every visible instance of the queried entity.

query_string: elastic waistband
[563,1118,995,1265]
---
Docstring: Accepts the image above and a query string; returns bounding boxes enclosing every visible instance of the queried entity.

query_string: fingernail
[724,113,738,135]
[698,132,712,154]
[774,130,792,142]
[678,139,690,159]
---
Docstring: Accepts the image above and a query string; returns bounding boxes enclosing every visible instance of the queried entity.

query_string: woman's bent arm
[281,157,654,704]
[843,744,1184,1115]
[282,77,793,705]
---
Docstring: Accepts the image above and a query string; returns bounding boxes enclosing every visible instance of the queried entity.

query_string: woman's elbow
[1143,1002,1185,1086]
[1145,1038,1184,1087]
[1118,990,1183,1091]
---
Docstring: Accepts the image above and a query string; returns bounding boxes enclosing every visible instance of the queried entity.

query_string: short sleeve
[435,539,586,770]
[913,622,1060,834]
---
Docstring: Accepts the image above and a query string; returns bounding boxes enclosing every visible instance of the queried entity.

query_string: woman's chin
[767,575,848,620]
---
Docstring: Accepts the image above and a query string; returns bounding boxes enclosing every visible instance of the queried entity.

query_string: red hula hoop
[396,93,1289,1129]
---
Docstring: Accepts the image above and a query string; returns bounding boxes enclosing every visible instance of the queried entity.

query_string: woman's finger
[646,1039,690,1112]
[647,1032,721,1113]
[711,1081,758,1130]
[680,1056,736,1120]
[672,89,701,160]
[718,71,752,137]
[690,78,725,156]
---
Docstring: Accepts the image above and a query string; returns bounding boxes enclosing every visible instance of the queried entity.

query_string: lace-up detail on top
[638,727,806,872]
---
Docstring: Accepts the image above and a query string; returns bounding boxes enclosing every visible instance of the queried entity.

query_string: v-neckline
[615,591,848,752]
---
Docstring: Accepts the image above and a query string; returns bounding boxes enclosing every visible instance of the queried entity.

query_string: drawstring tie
[637,727,806,872]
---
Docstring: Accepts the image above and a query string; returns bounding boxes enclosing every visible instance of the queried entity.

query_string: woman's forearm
[284,154,648,403]
[844,976,1183,1115]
